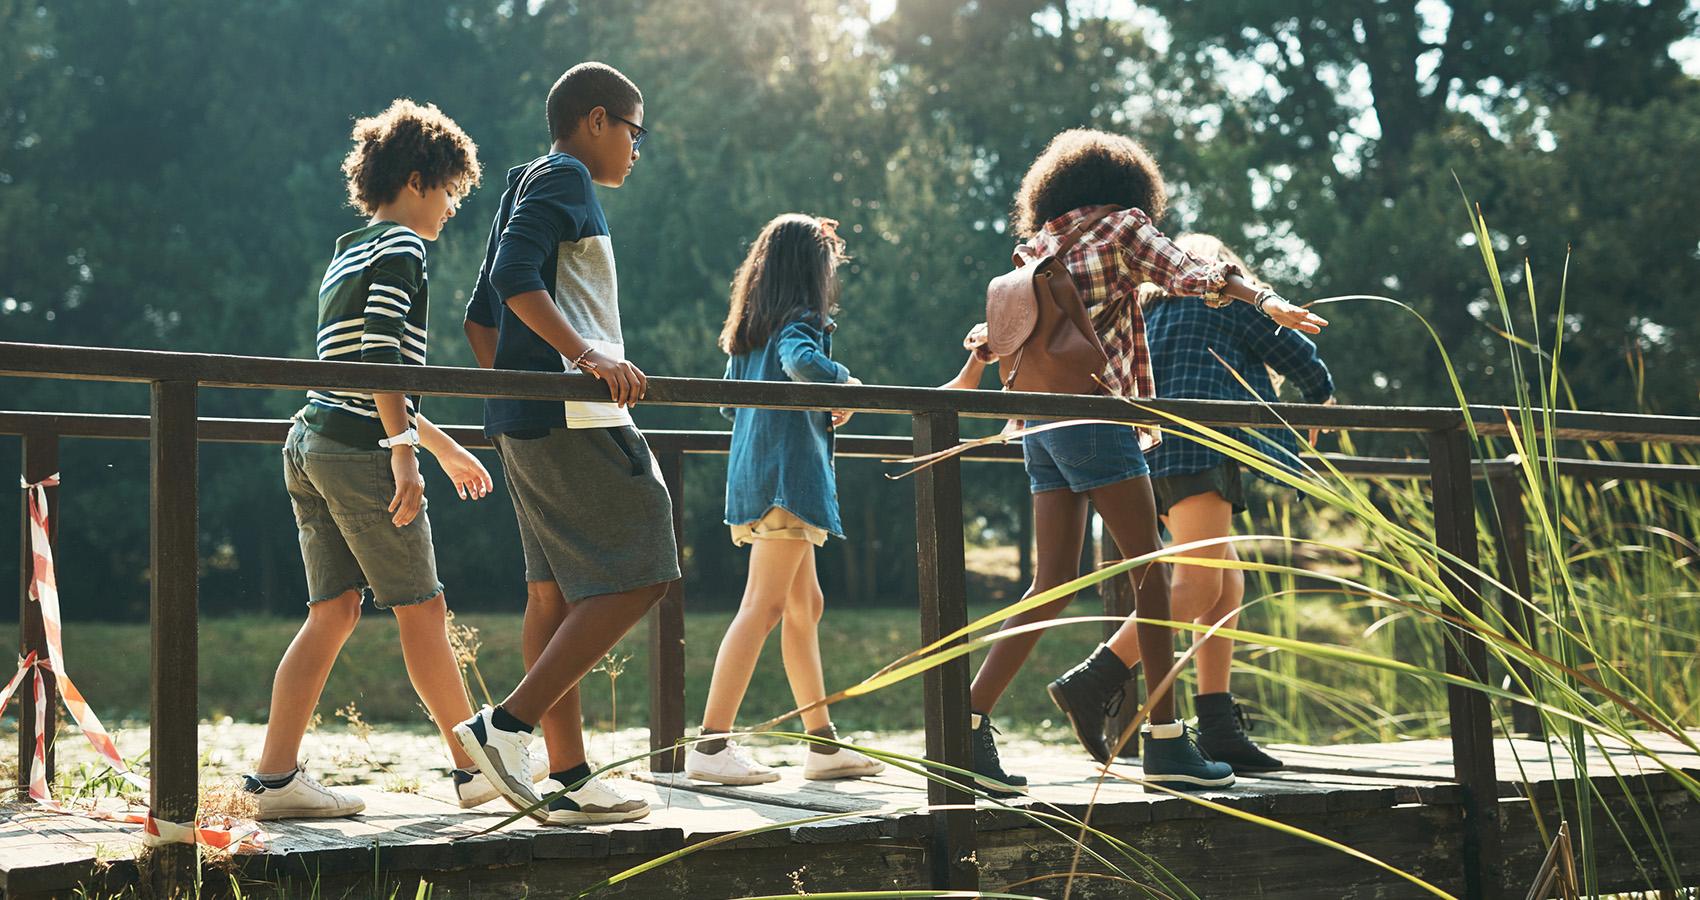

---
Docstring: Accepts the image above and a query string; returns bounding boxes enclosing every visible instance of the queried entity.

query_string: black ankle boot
[970,714,1027,797]
[1194,692,1283,773]
[1047,644,1131,764]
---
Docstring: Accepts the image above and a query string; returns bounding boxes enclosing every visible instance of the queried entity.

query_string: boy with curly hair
[243,99,522,819]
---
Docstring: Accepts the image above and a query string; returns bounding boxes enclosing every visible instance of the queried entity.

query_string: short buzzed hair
[546,62,642,143]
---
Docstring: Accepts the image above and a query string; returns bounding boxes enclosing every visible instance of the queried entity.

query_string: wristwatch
[379,428,421,449]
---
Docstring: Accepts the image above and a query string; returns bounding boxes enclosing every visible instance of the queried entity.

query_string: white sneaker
[803,746,886,781]
[454,745,550,809]
[544,775,650,825]
[243,768,365,820]
[685,739,781,785]
[453,706,543,820]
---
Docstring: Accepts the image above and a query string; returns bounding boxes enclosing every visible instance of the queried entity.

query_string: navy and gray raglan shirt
[465,152,631,437]
[300,221,429,447]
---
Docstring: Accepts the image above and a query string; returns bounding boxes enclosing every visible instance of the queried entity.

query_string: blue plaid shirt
[1145,298,1333,482]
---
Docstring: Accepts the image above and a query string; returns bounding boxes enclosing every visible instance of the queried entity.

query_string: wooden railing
[4,340,1700,898]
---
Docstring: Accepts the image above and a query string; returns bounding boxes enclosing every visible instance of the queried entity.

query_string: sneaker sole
[453,724,547,823]
[545,806,651,826]
[1142,772,1236,790]
[256,802,366,820]
[803,764,886,781]
[685,769,782,786]
[1047,682,1112,765]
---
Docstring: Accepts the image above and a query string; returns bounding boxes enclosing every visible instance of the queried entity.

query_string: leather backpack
[983,206,1120,396]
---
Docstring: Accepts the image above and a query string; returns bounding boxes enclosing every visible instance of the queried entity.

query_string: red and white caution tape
[7,474,266,851]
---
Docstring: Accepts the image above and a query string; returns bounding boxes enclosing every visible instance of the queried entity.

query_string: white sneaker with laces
[453,706,543,820]
[685,740,781,785]
[244,767,365,820]
[454,745,550,809]
[545,775,650,825]
[803,746,886,781]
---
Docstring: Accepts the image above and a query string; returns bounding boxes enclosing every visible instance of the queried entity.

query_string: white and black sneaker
[242,766,365,820]
[452,744,550,809]
[545,775,650,826]
[453,706,543,821]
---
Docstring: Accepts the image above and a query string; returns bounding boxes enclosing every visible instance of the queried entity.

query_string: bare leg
[1197,546,1244,696]
[968,489,1090,714]
[392,594,477,769]
[778,544,832,733]
[257,591,362,773]
[700,539,812,732]
[1110,493,1242,695]
[1090,476,1177,724]
[523,581,585,772]
[500,581,669,725]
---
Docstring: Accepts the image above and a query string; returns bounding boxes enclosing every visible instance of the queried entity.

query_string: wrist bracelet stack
[1253,289,1281,318]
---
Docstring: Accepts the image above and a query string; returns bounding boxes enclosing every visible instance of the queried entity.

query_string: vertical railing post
[149,380,200,893]
[18,430,60,796]
[1427,428,1501,900]
[1489,472,1540,737]
[650,448,688,773]
[912,412,978,891]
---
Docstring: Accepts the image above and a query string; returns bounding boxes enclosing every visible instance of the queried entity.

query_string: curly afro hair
[1011,129,1166,238]
[341,99,482,216]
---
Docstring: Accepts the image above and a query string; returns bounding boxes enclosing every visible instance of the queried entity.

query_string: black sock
[698,728,729,754]
[491,705,535,734]
[807,724,840,755]
[552,763,593,789]
[255,767,297,789]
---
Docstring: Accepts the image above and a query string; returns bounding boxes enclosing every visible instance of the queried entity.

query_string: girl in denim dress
[685,214,886,785]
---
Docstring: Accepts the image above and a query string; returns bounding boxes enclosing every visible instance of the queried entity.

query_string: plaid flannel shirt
[1144,297,1334,483]
[1015,205,1240,407]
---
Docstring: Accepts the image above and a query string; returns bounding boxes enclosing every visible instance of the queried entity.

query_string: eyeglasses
[607,112,648,151]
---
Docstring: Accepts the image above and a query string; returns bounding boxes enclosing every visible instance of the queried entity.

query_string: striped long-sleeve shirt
[299,222,429,448]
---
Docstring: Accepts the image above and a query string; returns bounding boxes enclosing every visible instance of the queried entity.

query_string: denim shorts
[1023,421,1150,494]
[282,420,443,609]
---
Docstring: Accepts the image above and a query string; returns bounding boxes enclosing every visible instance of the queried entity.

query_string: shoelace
[1233,702,1253,735]
[1101,685,1125,719]
[726,741,767,771]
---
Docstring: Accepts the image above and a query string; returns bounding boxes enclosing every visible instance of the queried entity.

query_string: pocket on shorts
[606,427,654,478]
[1047,424,1099,468]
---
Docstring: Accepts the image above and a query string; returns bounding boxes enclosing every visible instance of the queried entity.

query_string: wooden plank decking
[1,735,1697,898]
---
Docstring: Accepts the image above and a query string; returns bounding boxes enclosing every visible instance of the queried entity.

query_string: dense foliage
[3,0,1695,617]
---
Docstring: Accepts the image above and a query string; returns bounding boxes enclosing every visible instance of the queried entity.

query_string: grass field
[19,603,1110,737]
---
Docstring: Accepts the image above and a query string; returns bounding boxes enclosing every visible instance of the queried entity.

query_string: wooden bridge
[3,341,1700,898]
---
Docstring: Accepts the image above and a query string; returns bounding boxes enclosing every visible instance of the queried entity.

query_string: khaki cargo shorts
[282,420,443,609]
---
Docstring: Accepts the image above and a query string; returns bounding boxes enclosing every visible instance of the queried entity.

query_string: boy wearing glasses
[457,61,674,825]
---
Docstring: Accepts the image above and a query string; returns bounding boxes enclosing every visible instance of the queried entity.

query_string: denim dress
[722,314,849,538]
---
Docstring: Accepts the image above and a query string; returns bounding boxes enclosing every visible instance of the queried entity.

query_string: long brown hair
[1137,233,1270,306]
[719,213,847,355]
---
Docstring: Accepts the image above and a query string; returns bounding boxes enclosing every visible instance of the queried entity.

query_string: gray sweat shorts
[282,420,443,609]
[495,425,681,601]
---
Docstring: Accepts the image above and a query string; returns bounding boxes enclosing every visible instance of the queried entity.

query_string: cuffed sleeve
[777,320,850,384]
[490,164,590,302]
[1246,311,1333,403]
